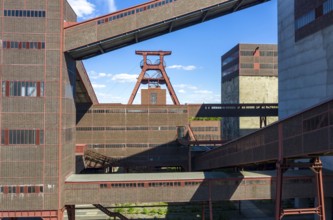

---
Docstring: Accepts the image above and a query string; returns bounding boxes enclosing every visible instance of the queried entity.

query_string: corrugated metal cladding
[0,0,76,212]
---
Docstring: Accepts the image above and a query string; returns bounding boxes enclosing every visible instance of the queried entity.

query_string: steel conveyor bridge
[193,98,333,170]
[64,0,270,59]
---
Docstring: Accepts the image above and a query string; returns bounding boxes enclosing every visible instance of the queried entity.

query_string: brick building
[221,43,278,140]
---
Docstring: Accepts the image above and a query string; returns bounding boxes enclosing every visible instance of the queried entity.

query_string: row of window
[222,51,239,66]
[77,126,177,131]
[195,134,221,140]
[295,10,315,30]
[240,63,278,69]
[85,109,187,114]
[222,64,238,77]
[99,181,182,189]
[97,0,177,25]
[191,127,219,132]
[240,50,277,57]
[0,185,43,194]
[2,41,45,49]
[295,0,333,30]
[2,81,44,97]
[1,129,44,145]
[88,143,178,148]
[4,10,46,18]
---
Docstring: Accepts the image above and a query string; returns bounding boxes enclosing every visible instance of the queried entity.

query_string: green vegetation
[107,201,242,219]
[190,117,222,121]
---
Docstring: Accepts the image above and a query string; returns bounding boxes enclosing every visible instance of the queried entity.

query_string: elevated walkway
[64,0,270,59]
[193,98,333,170]
[64,170,333,205]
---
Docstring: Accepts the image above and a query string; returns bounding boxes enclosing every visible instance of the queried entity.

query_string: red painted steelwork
[275,157,326,220]
[65,205,75,220]
[0,210,59,218]
[75,144,87,155]
[128,51,180,105]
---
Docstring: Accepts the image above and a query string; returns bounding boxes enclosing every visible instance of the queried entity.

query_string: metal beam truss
[128,50,180,105]
[275,125,326,220]
[93,204,128,220]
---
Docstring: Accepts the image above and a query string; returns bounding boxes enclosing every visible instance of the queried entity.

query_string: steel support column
[260,116,267,128]
[65,205,75,220]
[202,202,205,220]
[275,123,284,219]
[275,156,326,219]
[209,182,213,220]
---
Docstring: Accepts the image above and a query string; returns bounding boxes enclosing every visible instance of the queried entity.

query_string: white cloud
[167,65,197,71]
[107,0,117,13]
[89,71,112,79]
[68,0,95,17]
[92,83,106,89]
[178,89,186,94]
[194,90,213,94]
[174,84,198,90]
[111,73,138,83]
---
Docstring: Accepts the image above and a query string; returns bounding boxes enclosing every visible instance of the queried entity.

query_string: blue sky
[68,0,277,104]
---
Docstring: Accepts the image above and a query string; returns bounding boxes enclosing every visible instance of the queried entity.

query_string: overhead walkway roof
[64,0,270,60]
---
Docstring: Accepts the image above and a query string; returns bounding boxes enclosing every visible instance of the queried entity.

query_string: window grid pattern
[1,129,44,145]
[4,10,46,17]
[2,81,44,97]
[2,41,45,49]
[97,0,176,24]
[295,10,315,30]
[77,126,176,131]
[0,185,43,194]
[84,108,187,114]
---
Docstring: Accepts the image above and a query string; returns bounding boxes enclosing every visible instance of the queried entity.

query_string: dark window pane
[4,10,7,16]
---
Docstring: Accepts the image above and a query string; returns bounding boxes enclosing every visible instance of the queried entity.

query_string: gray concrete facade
[278,0,333,119]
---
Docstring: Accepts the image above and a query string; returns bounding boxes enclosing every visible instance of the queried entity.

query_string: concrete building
[278,0,333,119]
[278,1,333,217]
[221,43,278,140]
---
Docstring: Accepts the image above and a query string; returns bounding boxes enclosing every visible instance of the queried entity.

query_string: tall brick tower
[0,0,76,218]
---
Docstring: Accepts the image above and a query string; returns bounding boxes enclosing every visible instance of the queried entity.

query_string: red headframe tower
[128,50,180,105]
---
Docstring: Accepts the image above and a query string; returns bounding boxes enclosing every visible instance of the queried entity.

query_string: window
[295,10,315,30]
[240,51,254,56]
[222,64,239,76]
[1,129,44,145]
[2,81,44,97]
[150,93,157,104]
[4,10,46,17]
[2,41,45,49]
[240,63,254,69]
[324,0,333,14]
[260,63,274,69]
[28,186,35,193]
